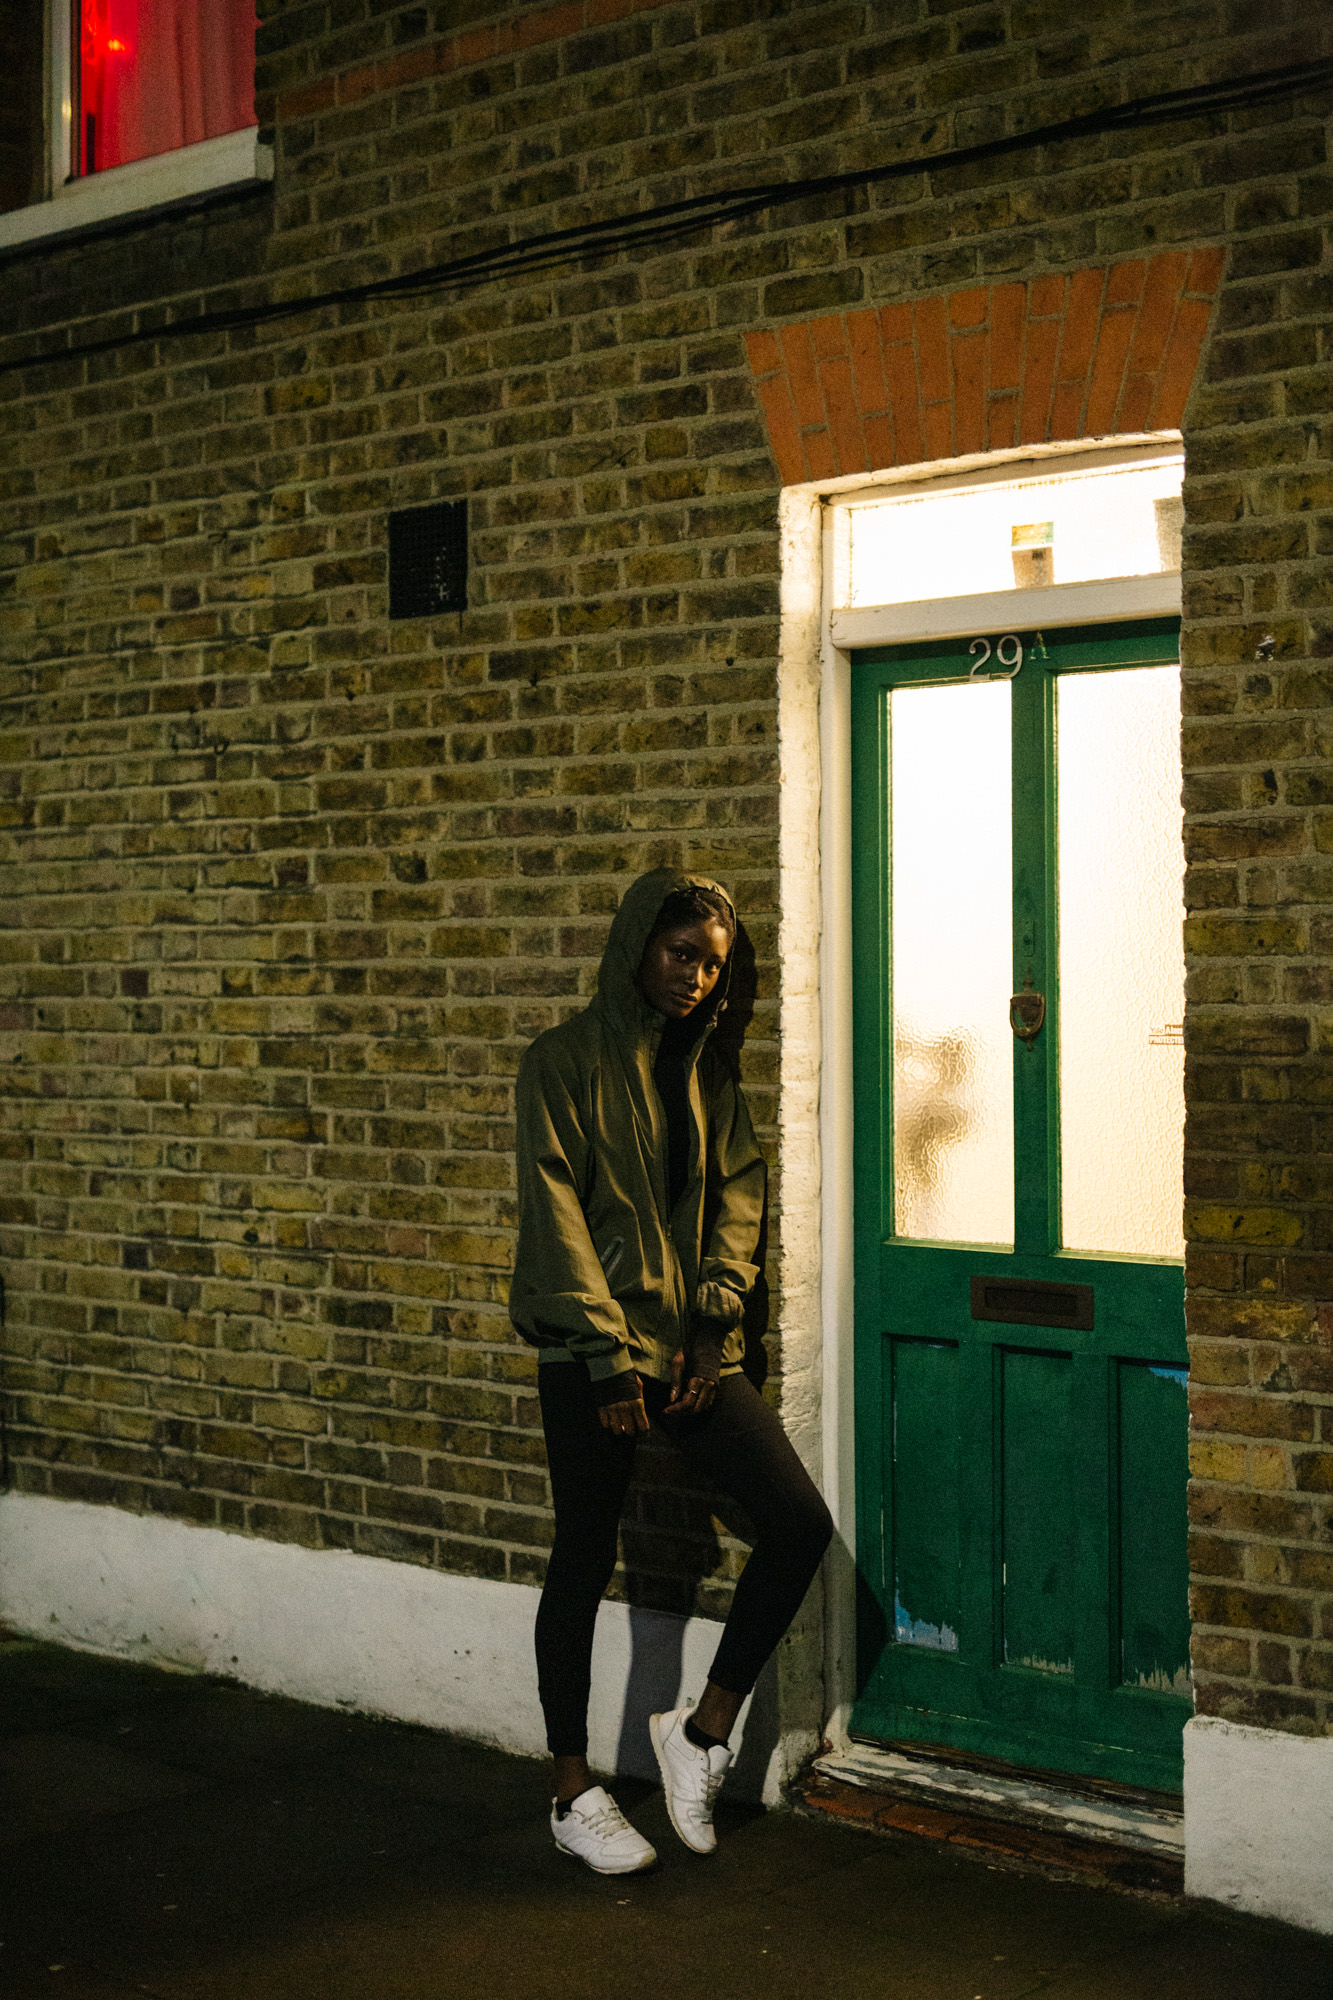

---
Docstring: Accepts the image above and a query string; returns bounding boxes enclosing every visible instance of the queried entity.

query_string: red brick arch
[744,250,1225,486]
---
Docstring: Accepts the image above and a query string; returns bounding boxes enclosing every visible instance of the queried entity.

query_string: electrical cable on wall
[1,56,1330,378]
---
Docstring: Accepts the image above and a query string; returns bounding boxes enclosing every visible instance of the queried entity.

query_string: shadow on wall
[613,1465,781,1800]
[712,921,771,1393]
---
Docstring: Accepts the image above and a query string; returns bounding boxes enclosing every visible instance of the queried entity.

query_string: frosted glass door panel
[1058,668,1185,1257]
[891,680,1014,1245]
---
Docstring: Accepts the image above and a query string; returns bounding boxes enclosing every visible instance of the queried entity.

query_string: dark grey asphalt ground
[2,1634,1331,2000]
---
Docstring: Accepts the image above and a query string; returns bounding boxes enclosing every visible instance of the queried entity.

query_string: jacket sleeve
[695,1055,766,1328]
[508,1037,638,1388]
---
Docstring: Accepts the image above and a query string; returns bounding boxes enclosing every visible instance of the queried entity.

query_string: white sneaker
[551,1785,657,1875]
[649,1705,733,1855]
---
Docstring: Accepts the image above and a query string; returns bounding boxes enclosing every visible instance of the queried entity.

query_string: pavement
[2,1633,1331,2000]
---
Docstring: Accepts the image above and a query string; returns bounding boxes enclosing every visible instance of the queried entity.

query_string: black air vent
[388,500,468,618]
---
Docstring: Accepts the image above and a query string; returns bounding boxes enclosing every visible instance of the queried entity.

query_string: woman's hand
[664,1373,717,1417]
[664,1345,718,1419]
[597,1382,649,1436]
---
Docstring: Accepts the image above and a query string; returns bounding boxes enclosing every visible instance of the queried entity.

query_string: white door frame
[774,435,1184,1753]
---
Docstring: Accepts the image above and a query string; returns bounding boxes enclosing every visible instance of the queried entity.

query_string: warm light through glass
[1058,667,1185,1258]
[846,455,1184,608]
[77,0,257,177]
[890,680,1014,1245]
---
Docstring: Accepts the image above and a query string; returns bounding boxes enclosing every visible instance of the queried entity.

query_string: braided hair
[646,885,736,945]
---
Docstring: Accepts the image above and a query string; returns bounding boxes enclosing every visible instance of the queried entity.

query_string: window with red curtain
[78,0,257,177]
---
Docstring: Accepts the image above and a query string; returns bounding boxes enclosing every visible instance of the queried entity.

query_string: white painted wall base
[1184,1714,1333,1935]
[0,1493,784,1802]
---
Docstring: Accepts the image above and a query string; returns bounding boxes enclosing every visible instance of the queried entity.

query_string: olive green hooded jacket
[508,869,766,1391]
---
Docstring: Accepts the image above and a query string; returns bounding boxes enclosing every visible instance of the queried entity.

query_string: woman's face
[638,918,731,1020]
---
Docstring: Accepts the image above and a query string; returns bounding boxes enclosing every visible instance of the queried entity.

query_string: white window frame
[0,2,272,253]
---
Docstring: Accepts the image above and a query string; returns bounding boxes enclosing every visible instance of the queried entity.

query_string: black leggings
[535,1364,834,1758]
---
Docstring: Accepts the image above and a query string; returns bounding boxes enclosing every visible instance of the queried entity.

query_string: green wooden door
[850,618,1191,1792]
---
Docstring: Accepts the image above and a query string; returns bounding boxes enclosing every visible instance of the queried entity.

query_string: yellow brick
[1190,1439,1248,1482]
[253,1398,327,1436]
[255,1182,326,1213]
[1248,1444,1293,1490]
[1187,1206,1305,1249]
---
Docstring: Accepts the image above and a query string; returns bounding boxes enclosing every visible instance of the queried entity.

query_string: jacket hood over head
[594,867,736,1041]
[509,863,762,1384]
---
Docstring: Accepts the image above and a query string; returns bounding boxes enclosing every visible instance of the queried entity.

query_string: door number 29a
[969,634,1023,679]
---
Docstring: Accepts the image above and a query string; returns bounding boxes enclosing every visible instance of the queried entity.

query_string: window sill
[0,127,273,253]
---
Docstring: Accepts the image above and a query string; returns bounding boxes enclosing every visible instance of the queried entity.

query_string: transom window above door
[827,445,1184,643]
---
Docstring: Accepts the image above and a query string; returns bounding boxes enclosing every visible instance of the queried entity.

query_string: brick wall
[1,0,1331,1718]
[1181,200,1333,1732]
